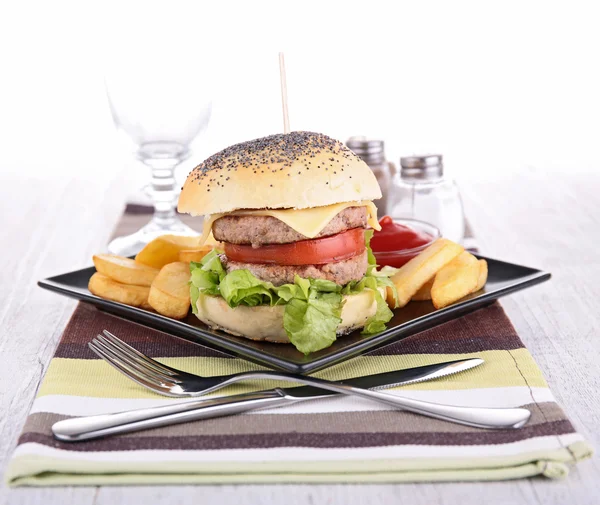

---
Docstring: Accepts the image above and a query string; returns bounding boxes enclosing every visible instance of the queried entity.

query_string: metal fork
[84,330,530,430]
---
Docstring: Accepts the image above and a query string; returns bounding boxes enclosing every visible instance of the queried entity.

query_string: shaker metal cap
[346,136,385,164]
[400,154,443,169]
[400,154,443,180]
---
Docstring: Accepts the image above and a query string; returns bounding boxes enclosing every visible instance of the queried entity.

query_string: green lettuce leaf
[190,284,200,315]
[308,278,342,293]
[283,286,343,355]
[364,229,377,275]
[272,283,302,302]
[219,269,277,307]
[189,252,225,313]
[359,277,393,334]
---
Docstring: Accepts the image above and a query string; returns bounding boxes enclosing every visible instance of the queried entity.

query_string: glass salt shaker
[345,137,391,217]
[388,154,465,244]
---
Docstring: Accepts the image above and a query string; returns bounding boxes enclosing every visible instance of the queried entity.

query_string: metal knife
[53,358,484,442]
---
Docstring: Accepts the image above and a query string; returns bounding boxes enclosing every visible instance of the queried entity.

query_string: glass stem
[144,158,181,229]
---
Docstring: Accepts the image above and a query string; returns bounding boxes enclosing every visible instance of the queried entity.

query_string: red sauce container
[371,216,440,268]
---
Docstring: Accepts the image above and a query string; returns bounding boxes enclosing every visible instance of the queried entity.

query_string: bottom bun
[194,289,382,343]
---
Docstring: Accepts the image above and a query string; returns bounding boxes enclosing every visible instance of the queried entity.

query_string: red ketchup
[371,216,434,268]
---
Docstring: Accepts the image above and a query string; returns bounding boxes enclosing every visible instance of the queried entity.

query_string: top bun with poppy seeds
[178,131,382,216]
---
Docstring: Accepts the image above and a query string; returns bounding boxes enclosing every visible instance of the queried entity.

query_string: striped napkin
[6,300,592,486]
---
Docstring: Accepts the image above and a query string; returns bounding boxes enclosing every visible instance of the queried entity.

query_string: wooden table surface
[1,168,598,504]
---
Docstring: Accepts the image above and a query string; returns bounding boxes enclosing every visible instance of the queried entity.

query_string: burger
[178,131,398,354]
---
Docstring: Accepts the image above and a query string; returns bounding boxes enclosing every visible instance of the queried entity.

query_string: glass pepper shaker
[388,154,465,244]
[345,137,391,217]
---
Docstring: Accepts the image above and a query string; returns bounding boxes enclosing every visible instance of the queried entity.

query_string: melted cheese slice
[199,201,380,245]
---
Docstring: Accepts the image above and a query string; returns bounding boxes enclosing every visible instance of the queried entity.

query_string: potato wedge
[88,273,150,308]
[472,259,488,293]
[93,254,159,286]
[409,257,487,302]
[135,235,202,269]
[178,246,214,263]
[140,299,155,311]
[388,238,464,308]
[431,251,480,309]
[411,277,434,301]
[148,262,191,319]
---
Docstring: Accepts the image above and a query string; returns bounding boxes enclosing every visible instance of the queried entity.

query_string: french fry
[178,246,214,263]
[388,238,464,308]
[88,273,150,308]
[472,259,488,293]
[148,262,191,319]
[140,299,155,311]
[411,277,434,301]
[93,254,159,286]
[135,235,201,269]
[409,257,487,302]
[431,251,480,309]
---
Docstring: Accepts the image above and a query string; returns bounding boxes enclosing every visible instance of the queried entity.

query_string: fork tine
[92,336,180,385]
[95,335,182,384]
[102,330,177,376]
[88,342,176,396]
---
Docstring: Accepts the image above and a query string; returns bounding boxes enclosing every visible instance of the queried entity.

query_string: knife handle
[52,389,293,442]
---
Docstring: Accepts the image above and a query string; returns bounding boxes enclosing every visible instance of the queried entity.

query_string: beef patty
[212,206,367,247]
[220,250,368,287]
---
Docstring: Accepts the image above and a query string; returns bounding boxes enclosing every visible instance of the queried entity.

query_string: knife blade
[53,358,484,442]
[282,357,483,399]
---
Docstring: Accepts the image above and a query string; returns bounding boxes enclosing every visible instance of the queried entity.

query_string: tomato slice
[224,228,366,265]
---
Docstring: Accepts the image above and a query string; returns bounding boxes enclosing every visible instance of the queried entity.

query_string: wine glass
[105,62,212,256]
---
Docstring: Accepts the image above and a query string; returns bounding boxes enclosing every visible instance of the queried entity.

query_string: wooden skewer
[279,52,290,134]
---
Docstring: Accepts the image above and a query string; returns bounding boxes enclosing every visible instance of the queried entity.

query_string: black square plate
[38,255,550,374]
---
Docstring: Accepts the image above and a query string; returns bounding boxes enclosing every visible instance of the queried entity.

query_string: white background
[1,0,599,191]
